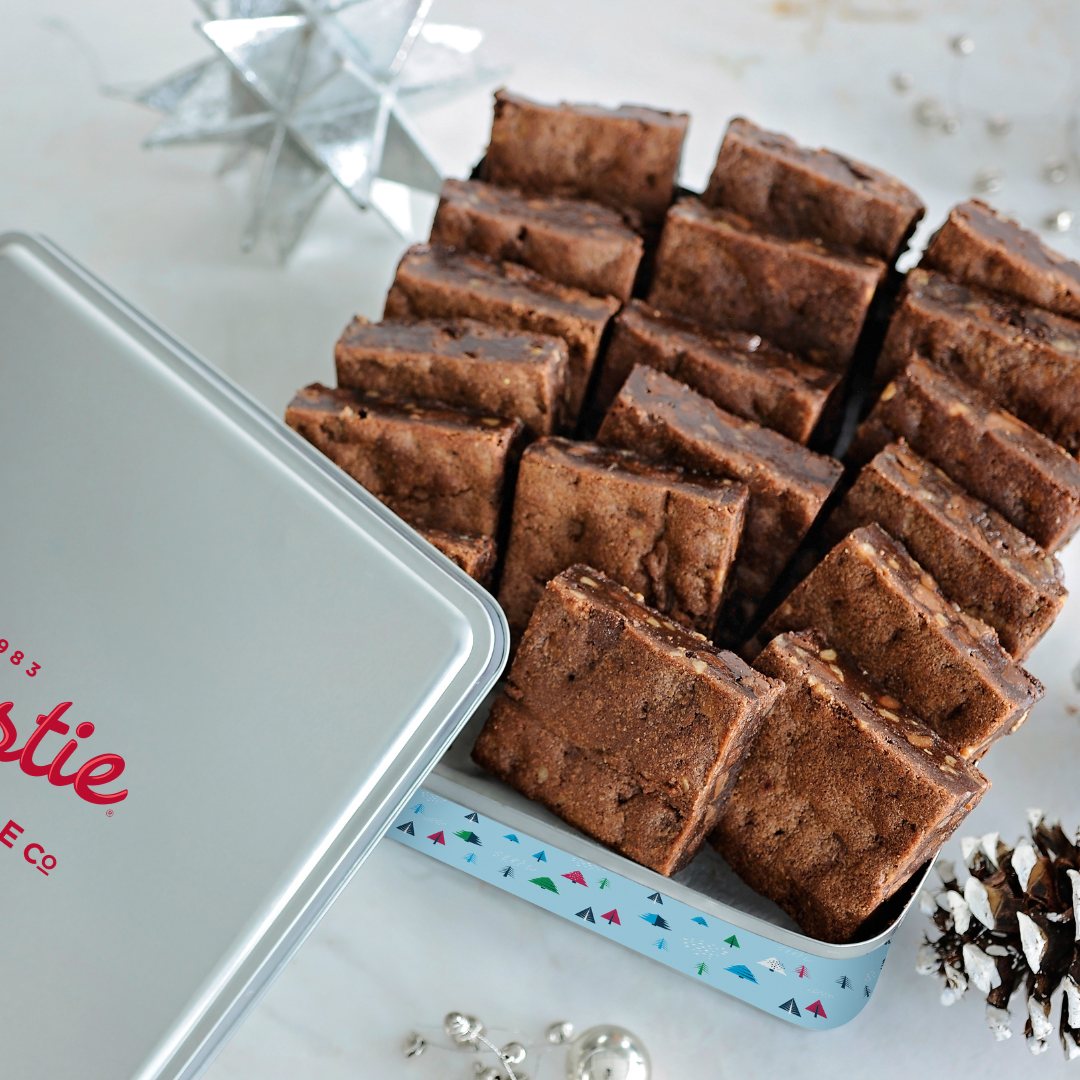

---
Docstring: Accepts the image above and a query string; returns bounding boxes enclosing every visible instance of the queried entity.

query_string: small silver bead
[546,1020,575,1044]
[473,1067,501,1080]
[445,1012,484,1047]
[986,114,1012,137]
[891,71,914,93]
[974,168,1003,195]
[914,97,943,127]
[1043,159,1069,184]
[1045,209,1075,233]
[941,114,961,135]
[950,34,975,56]
[501,1041,528,1065]
[402,1031,426,1058]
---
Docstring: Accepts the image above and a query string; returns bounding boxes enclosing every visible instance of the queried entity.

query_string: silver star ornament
[127,0,503,257]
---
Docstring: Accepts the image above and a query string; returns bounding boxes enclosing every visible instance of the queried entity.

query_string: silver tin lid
[0,234,508,1080]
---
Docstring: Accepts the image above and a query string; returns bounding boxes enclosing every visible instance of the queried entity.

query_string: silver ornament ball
[565,1025,650,1080]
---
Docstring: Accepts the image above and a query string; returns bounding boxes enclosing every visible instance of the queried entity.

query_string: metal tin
[0,233,507,1080]
[391,696,936,1029]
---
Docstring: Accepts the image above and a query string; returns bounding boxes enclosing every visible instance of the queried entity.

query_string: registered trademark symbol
[105,809,114,817]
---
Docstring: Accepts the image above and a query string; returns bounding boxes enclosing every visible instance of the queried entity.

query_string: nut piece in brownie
[711,630,989,944]
[498,438,749,638]
[429,179,643,302]
[826,441,1067,660]
[384,245,620,424]
[850,357,1080,553]
[597,365,843,628]
[595,300,840,442]
[922,200,1080,320]
[875,268,1080,456]
[335,316,567,439]
[648,199,886,372]
[760,524,1045,760]
[418,528,498,588]
[285,384,523,536]
[702,117,925,262]
[483,89,689,226]
[472,565,784,876]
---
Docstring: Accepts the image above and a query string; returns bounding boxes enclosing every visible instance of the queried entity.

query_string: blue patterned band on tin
[389,787,890,1029]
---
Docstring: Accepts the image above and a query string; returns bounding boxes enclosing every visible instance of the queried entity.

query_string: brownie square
[419,528,497,587]
[827,441,1067,660]
[597,365,843,627]
[498,438,749,638]
[648,198,886,372]
[483,89,689,226]
[876,267,1080,456]
[384,245,620,424]
[711,630,989,943]
[285,384,523,536]
[850,357,1080,553]
[429,179,643,301]
[760,524,1045,760]
[595,300,840,443]
[472,565,784,876]
[702,117,925,262]
[922,199,1080,320]
[334,316,567,439]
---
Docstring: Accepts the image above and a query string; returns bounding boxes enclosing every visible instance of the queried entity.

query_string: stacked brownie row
[284,88,1078,945]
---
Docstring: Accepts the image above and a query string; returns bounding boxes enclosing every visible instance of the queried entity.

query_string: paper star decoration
[127,0,503,258]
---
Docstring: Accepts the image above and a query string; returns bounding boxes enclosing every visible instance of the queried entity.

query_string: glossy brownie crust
[285,384,523,536]
[703,118,924,262]
[596,300,840,443]
[473,566,783,876]
[430,179,643,301]
[335,316,567,438]
[384,245,619,424]
[648,198,886,372]
[922,200,1080,320]
[827,441,1066,659]
[419,528,498,587]
[760,524,1044,760]
[876,268,1080,456]
[850,357,1080,553]
[483,89,689,226]
[598,365,843,623]
[712,630,988,943]
[498,438,748,637]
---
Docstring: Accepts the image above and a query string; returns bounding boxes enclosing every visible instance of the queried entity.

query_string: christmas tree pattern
[396,821,415,835]
[691,916,708,927]
[464,812,479,822]
[530,876,559,894]
[533,850,547,862]
[411,803,424,814]
[640,913,671,930]
[695,963,709,976]
[806,1000,827,1019]
[464,853,477,864]
[724,935,740,948]
[864,985,872,999]
[601,909,620,925]
[499,866,514,878]
[504,834,520,843]
[598,878,611,889]
[427,831,445,845]
[726,965,758,983]
[795,965,809,979]
[454,830,482,845]
[646,891,664,904]
[576,907,595,923]
[758,958,786,975]
[653,937,668,951]
[778,999,801,1017]
[562,871,588,886]
[836,975,853,990]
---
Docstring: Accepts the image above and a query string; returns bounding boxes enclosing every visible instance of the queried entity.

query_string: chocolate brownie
[875,268,1080,456]
[595,301,840,442]
[849,357,1080,552]
[429,179,643,301]
[712,630,989,943]
[760,525,1045,760]
[827,441,1067,660]
[334,316,568,439]
[285,384,523,536]
[419,528,498,587]
[597,365,843,626]
[384,245,620,423]
[702,118,925,262]
[472,565,784,876]
[498,438,749,638]
[483,89,689,226]
[922,200,1080,320]
[648,198,886,372]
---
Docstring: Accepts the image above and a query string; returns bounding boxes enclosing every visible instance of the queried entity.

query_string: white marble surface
[4,1,1080,1075]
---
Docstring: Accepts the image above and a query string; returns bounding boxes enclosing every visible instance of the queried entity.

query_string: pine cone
[916,811,1080,1059]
